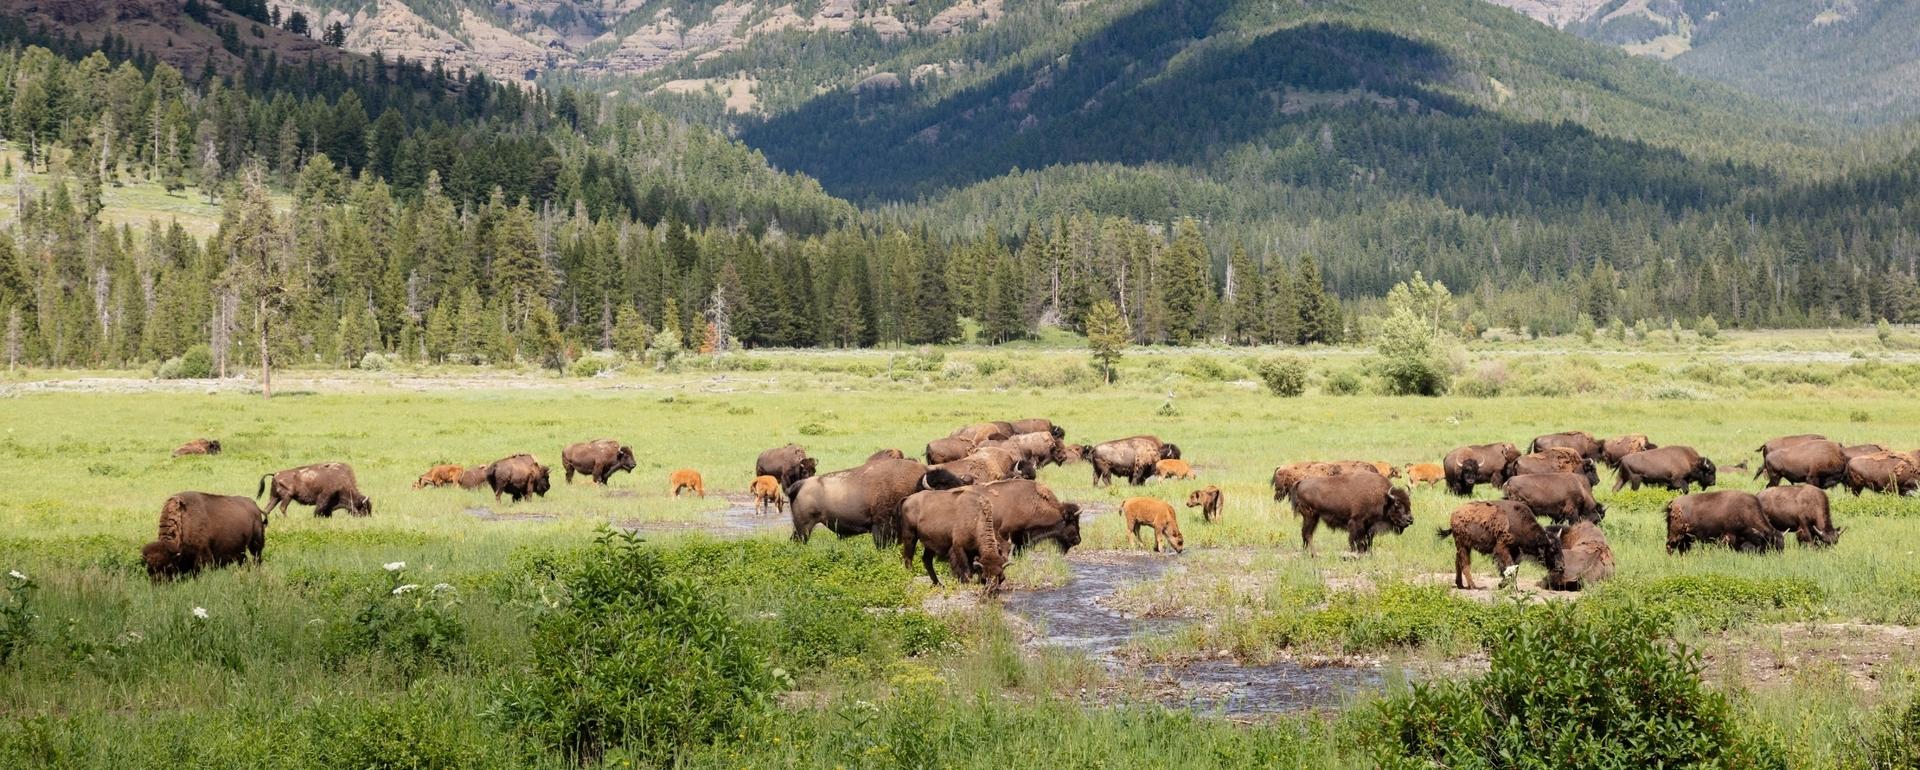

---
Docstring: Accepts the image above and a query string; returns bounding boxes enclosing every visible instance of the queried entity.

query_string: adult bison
[1613,446,1716,493]
[1666,491,1784,554]
[1530,431,1603,461]
[1511,447,1600,487]
[1757,440,1848,489]
[172,438,222,457]
[981,432,1069,468]
[1545,521,1614,591]
[899,487,1010,592]
[1270,460,1379,503]
[950,422,1015,444]
[1844,451,1919,496]
[789,457,967,546]
[1010,418,1066,439]
[1756,434,1827,462]
[755,444,818,489]
[1089,436,1180,487]
[457,465,489,490]
[867,448,907,462]
[1843,443,1890,461]
[1290,472,1413,554]
[141,492,267,581]
[1437,500,1562,590]
[1503,472,1605,524]
[969,479,1082,554]
[258,463,372,517]
[1756,485,1841,547]
[927,446,1034,487]
[924,437,977,465]
[561,439,636,485]
[486,454,551,503]
[1600,434,1656,468]
[1442,443,1521,496]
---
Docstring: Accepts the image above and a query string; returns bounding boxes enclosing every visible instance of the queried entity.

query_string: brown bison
[1757,439,1848,488]
[1843,443,1890,461]
[926,446,1034,487]
[924,437,978,465]
[1502,472,1605,524]
[1155,459,1195,480]
[1187,486,1222,522]
[561,440,636,485]
[413,464,463,489]
[1599,434,1656,468]
[1844,451,1919,496]
[899,487,1010,592]
[1512,447,1600,487]
[172,438,222,457]
[1757,434,1828,462]
[1405,463,1446,487]
[1612,446,1716,493]
[790,457,966,545]
[1443,443,1521,495]
[141,492,267,581]
[1270,460,1379,503]
[1089,436,1181,487]
[456,465,489,490]
[968,479,1082,554]
[1545,521,1615,591]
[258,463,372,517]
[1437,500,1562,590]
[1290,472,1414,554]
[1755,485,1841,547]
[1530,431,1603,461]
[1010,418,1066,439]
[751,475,786,515]
[486,454,551,503]
[669,469,706,497]
[980,432,1070,468]
[1666,491,1784,554]
[755,444,818,490]
[867,448,907,462]
[1121,497,1185,554]
[950,422,1016,444]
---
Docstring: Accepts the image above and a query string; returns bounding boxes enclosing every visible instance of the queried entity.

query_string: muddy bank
[619,495,790,536]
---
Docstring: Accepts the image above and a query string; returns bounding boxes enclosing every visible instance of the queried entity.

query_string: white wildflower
[191,607,209,619]
[431,583,453,593]
[383,561,406,572]
[7,570,24,581]
[392,584,419,595]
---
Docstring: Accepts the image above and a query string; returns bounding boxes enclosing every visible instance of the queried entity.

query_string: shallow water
[1009,552,1386,715]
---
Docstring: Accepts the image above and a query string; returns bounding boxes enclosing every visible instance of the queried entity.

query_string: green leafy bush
[1253,356,1308,397]
[1867,694,1920,768]
[1180,356,1245,382]
[357,352,390,371]
[308,693,497,769]
[1371,310,1450,396]
[157,345,215,379]
[1324,369,1363,395]
[568,352,617,377]
[325,564,465,683]
[1357,602,1784,768]
[1,569,36,664]
[1584,574,1822,632]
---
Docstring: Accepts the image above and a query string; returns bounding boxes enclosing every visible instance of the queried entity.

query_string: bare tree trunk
[258,297,272,399]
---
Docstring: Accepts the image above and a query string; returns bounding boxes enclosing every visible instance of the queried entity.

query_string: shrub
[1372,310,1450,396]
[1325,369,1363,395]
[1880,318,1895,345]
[1697,315,1720,340]
[1,569,36,665]
[309,693,496,769]
[1253,357,1308,397]
[357,352,390,371]
[326,564,465,684]
[569,352,618,378]
[1357,602,1784,768]
[1867,694,1920,767]
[1584,574,1822,632]
[158,345,216,379]
[1575,314,1595,343]
[1180,356,1244,383]
[491,530,773,765]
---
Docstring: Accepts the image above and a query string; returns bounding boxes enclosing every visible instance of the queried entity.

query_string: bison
[950,422,1015,444]
[1756,434,1828,462]
[1270,460,1378,503]
[1530,431,1603,461]
[899,486,1010,592]
[413,464,463,489]
[790,457,965,545]
[1512,447,1600,487]
[755,444,818,490]
[1757,439,1848,489]
[1187,486,1222,522]
[867,448,907,462]
[486,454,551,503]
[1290,472,1414,554]
[1437,500,1562,590]
[1599,434,1656,468]
[1613,445,1716,493]
[1755,485,1841,547]
[669,468,706,497]
[172,438,222,457]
[1502,472,1605,524]
[980,431,1070,468]
[1155,459,1195,480]
[1443,443,1521,495]
[959,479,1082,555]
[1545,521,1614,591]
[1089,436,1180,487]
[1844,451,1919,496]
[751,474,786,516]
[141,492,267,581]
[926,446,1033,488]
[1843,443,1890,461]
[258,463,372,517]
[1009,418,1066,439]
[456,465,489,490]
[1666,491,1784,554]
[1405,463,1446,487]
[924,437,978,465]
[561,440,636,485]
[1121,497,1184,554]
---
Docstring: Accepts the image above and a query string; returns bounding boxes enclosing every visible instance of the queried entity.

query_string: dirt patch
[1701,622,1920,693]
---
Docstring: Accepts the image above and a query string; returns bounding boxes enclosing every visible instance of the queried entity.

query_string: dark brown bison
[1843,443,1890,461]
[926,446,1033,487]
[1844,451,1919,495]
[1612,446,1716,493]
[1757,440,1848,488]
[1666,491,1784,554]
[1442,443,1521,495]
[950,422,1016,444]
[486,454,551,503]
[790,457,967,546]
[1437,500,1562,590]
[924,437,978,465]
[1755,485,1841,547]
[1290,472,1414,554]
[899,486,1010,592]
[980,432,1069,468]
[755,444,818,490]
[1270,460,1380,503]
[258,463,372,517]
[1757,434,1828,462]
[1530,431,1603,460]
[141,492,267,581]
[1010,418,1066,439]
[968,479,1082,554]
[1089,436,1181,487]
[1600,434,1656,468]
[1511,447,1600,487]
[561,439,636,485]
[1545,521,1614,591]
[867,448,906,462]
[172,438,222,457]
[457,465,489,490]
[1502,472,1605,524]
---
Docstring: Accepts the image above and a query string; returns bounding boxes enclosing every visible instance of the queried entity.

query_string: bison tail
[255,473,272,500]
[1435,527,1453,540]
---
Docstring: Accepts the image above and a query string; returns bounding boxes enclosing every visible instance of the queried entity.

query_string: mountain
[1483,0,1920,121]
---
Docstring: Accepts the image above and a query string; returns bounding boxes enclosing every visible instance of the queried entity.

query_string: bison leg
[1127,521,1145,550]
[1300,515,1320,556]
[1609,474,1627,493]
[791,517,814,544]
[923,548,942,586]
[1455,543,1474,590]
[565,464,576,484]
[947,545,974,583]
[1349,528,1374,554]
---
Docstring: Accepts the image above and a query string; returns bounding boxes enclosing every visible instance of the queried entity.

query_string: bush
[0,569,35,665]
[357,352,390,371]
[569,352,618,378]
[1868,694,1920,767]
[309,693,497,769]
[1697,315,1719,340]
[1371,310,1450,396]
[158,345,215,379]
[1324,369,1363,395]
[1180,356,1245,382]
[1253,357,1308,397]
[491,530,774,765]
[1880,318,1895,345]
[325,564,465,684]
[1358,602,1784,768]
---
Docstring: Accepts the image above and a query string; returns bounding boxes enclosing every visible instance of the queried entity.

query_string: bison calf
[669,469,706,498]
[172,438,222,457]
[751,475,786,515]
[413,464,463,489]
[1666,491,1784,554]
[1186,486,1222,523]
[142,492,267,581]
[1404,463,1446,487]
[1437,500,1562,590]
[1155,459,1195,480]
[1121,497,1184,554]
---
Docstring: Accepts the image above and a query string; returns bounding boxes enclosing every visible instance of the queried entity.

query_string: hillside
[0,0,364,78]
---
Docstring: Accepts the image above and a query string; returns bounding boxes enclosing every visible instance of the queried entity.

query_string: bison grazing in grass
[1290,472,1413,555]
[1009,418,1065,439]
[457,465,489,490]
[867,448,906,462]
[1666,491,1784,554]
[259,463,372,517]
[1757,440,1848,489]
[900,486,1012,593]
[790,457,962,546]
[755,444,818,490]
[1155,459,1195,480]
[1404,463,1446,487]
[967,479,1081,555]
[1530,431,1603,461]
[413,464,463,489]
[1187,486,1222,523]
[486,454,552,503]
[141,492,267,581]
[561,440,636,485]
[172,438,222,457]
[1121,497,1185,554]
[980,432,1070,468]
[927,446,1034,487]
[1089,436,1180,487]
[1270,460,1378,503]
[925,437,978,465]
[1844,451,1919,496]
[1442,443,1520,496]
[1756,485,1841,547]
[1437,500,1562,590]
[1612,446,1716,493]
[1511,447,1600,487]
[1503,472,1605,524]
[1757,434,1828,461]
[1545,521,1614,591]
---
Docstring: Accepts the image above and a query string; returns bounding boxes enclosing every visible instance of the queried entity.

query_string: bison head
[1692,458,1718,488]
[1015,459,1038,480]
[922,468,973,490]
[1580,459,1600,487]
[141,541,188,581]
[1159,443,1182,461]
[532,466,553,497]
[615,446,637,473]
[206,440,222,454]
[351,494,374,517]
[797,457,819,480]
[1384,487,1414,532]
[1814,525,1845,547]
[1050,425,1066,439]
[1055,504,1084,552]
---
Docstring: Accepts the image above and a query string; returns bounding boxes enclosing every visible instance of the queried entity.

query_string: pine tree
[5,306,21,371]
[1295,253,1338,344]
[1084,300,1128,384]
[612,305,652,357]
[521,304,565,370]
[1159,220,1211,344]
[454,286,487,362]
[219,165,295,397]
[1226,243,1261,344]
[982,247,1024,344]
[424,301,454,363]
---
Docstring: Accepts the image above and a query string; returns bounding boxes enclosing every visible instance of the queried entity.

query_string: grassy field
[6,336,1920,766]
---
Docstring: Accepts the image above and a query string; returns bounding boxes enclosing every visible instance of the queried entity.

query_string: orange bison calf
[1405,463,1446,487]
[1186,486,1222,522]
[751,474,786,515]
[141,492,267,581]
[1121,497,1184,553]
[413,464,464,489]
[172,438,222,456]
[1155,459,1195,480]
[669,469,706,498]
